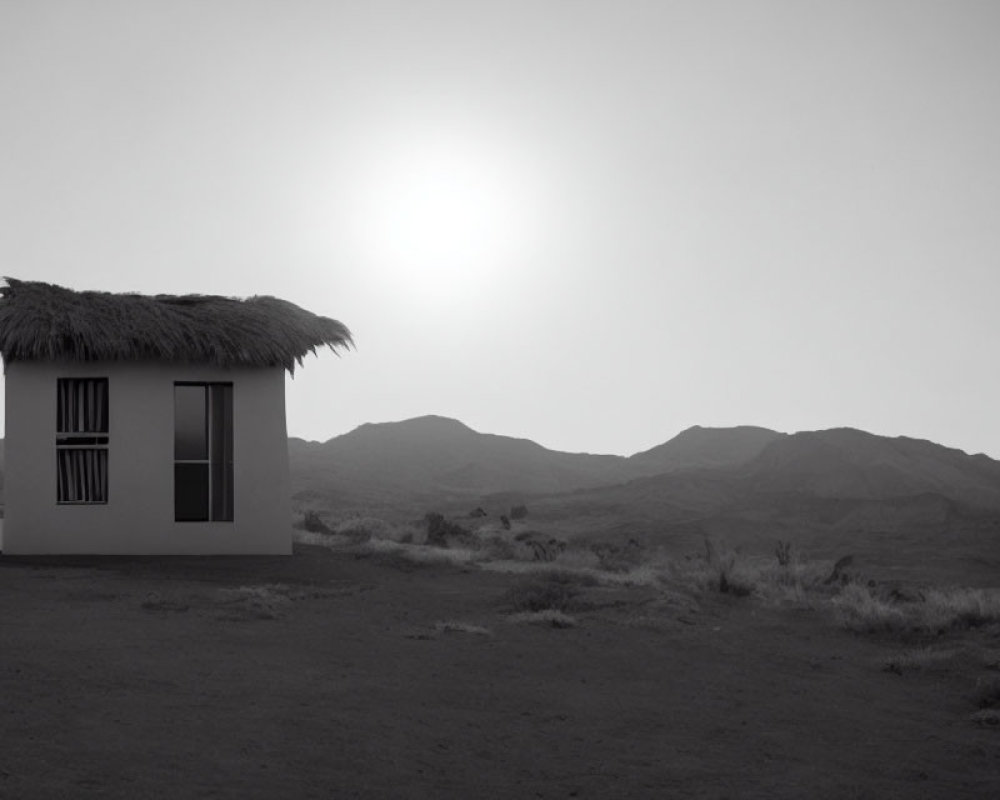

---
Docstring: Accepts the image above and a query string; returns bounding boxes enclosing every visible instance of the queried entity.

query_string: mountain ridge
[285,416,1000,530]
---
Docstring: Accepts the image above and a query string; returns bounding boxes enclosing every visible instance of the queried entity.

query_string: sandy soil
[1,544,998,799]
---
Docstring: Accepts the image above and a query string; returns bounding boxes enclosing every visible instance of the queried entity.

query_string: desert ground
[1,531,999,800]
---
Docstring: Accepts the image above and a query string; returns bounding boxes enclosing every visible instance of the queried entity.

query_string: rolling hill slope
[287,417,786,514]
[289,415,631,512]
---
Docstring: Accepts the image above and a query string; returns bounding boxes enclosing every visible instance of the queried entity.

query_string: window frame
[55,377,110,505]
[173,382,234,523]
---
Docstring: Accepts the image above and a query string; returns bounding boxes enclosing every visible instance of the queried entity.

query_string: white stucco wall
[3,360,291,554]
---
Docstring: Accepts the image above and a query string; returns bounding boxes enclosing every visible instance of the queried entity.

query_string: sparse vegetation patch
[424,512,474,547]
[506,609,577,628]
[434,620,493,636]
[302,509,332,535]
[502,570,594,614]
[215,584,294,620]
[832,583,1000,634]
[831,583,908,632]
[881,647,963,675]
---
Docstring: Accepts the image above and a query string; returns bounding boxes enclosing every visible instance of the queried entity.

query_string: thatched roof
[0,278,353,373]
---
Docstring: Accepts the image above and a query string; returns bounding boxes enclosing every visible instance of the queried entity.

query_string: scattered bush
[833,583,1000,634]
[701,539,753,596]
[502,571,593,613]
[591,539,645,573]
[922,588,1000,631]
[831,583,907,632]
[424,512,473,548]
[479,535,517,561]
[823,555,855,586]
[509,504,528,521]
[302,510,332,535]
[513,532,567,562]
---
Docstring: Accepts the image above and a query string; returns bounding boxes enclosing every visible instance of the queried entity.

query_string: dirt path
[1,546,998,799]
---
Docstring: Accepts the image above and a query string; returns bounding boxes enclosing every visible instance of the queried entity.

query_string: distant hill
[288,419,1000,521]
[628,424,784,476]
[526,428,1000,571]
[744,428,1000,508]
[289,415,630,513]
[287,416,782,515]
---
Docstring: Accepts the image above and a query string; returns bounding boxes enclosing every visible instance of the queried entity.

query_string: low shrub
[882,647,962,675]
[700,539,754,596]
[502,571,593,613]
[512,532,567,563]
[922,588,1000,631]
[302,510,332,535]
[830,583,907,632]
[425,512,473,548]
[479,535,517,561]
[335,516,394,543]
[591,539,645,573]
[834,584,1000,634]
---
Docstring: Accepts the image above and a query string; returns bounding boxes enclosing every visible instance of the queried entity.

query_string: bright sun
[352,129,541,299]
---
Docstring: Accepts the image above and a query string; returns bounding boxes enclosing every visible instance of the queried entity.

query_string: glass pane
[175,463,209,521]
[210,384,234,521]
[174,385,207,460]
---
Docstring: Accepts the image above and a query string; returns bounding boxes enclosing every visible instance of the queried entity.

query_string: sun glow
[350,128,544,300]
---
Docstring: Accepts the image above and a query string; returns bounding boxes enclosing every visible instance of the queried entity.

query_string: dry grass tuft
[215,584,293,620]
[363,538,481,567]
[832,583,1000,634]
[502,570,596,614]
[434,620,492,636]
[831,584,907,632]
[921,588,1000,631]
[506,609,577,628]
[881,647,963,675]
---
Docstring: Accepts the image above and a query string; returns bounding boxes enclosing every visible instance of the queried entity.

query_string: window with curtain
[174,383,233,522]
[56,378,109,503]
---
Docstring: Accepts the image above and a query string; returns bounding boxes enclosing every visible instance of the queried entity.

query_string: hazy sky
[3,1,999,457]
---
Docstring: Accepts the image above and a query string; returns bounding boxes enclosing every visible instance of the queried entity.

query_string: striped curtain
[57,378,108,433]
[57,448,108,503]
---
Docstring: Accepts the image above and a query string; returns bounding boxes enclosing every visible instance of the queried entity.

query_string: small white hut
[0,278,351,555]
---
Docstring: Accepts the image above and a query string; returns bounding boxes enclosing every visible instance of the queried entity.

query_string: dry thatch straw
[0,278,352,373]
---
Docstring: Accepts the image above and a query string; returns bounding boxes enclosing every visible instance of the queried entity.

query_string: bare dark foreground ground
[1,544,998,799]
